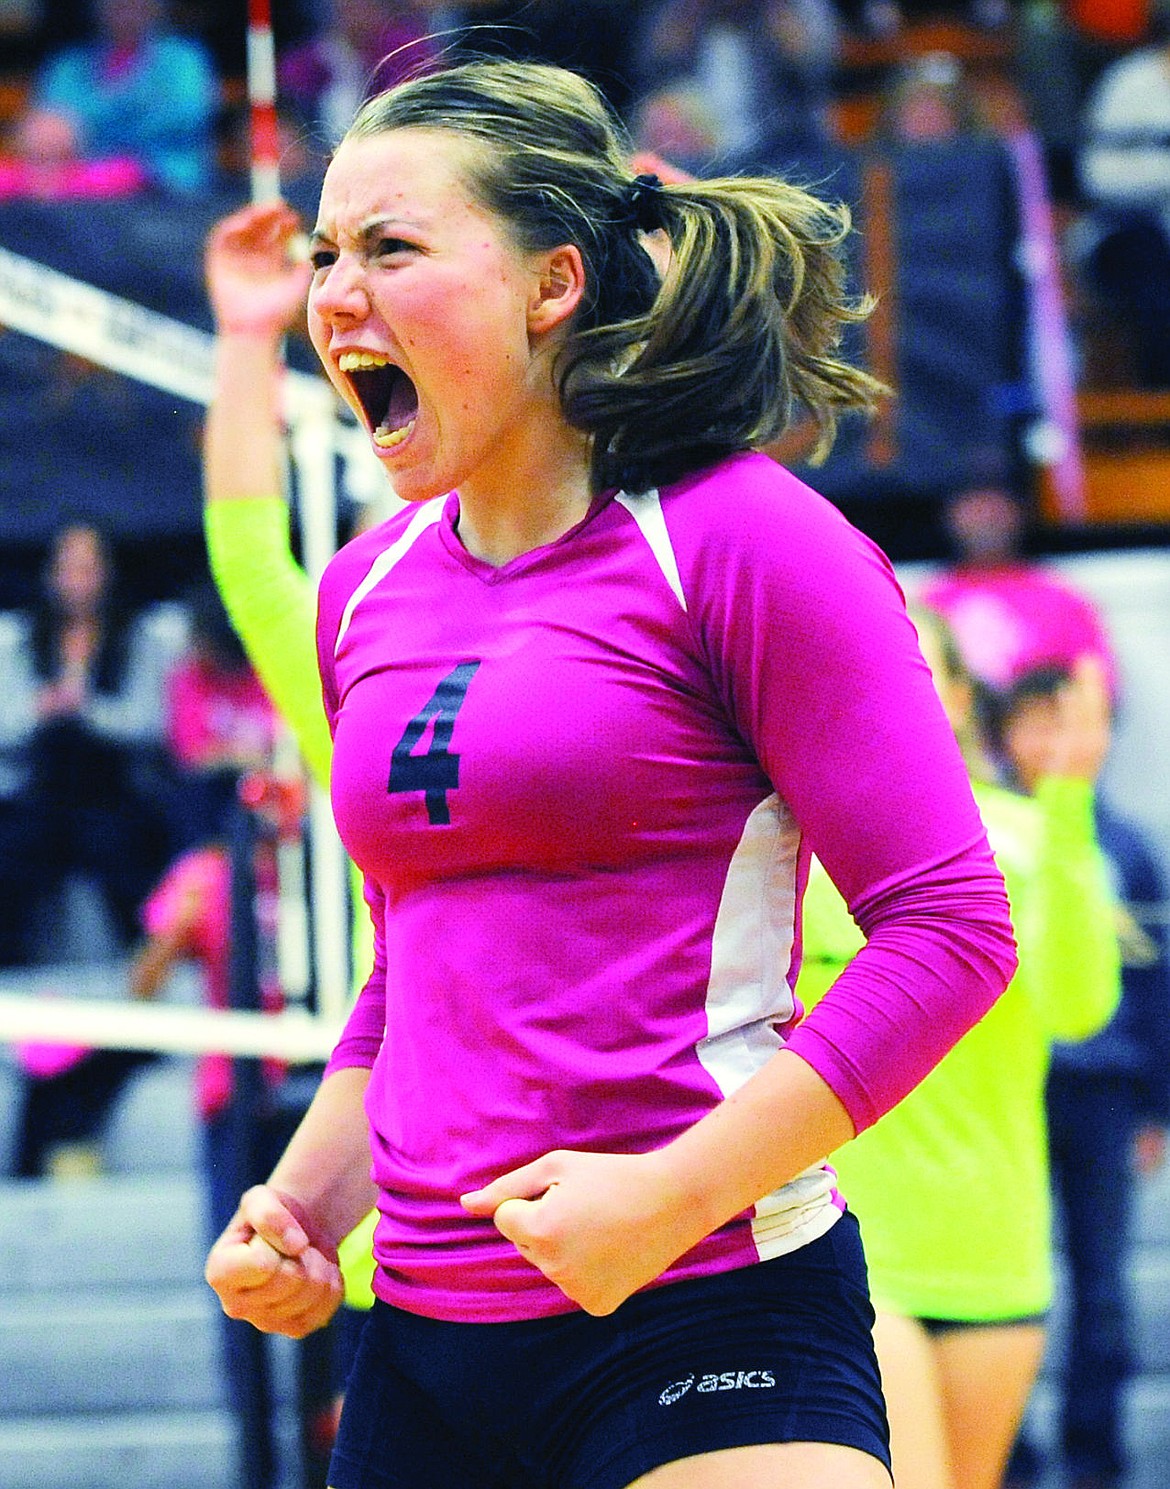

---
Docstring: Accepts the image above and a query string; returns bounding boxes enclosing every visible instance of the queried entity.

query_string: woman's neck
[453,421,595,568]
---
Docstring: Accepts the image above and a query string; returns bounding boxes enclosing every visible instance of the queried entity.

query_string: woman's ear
[528,244,586,336]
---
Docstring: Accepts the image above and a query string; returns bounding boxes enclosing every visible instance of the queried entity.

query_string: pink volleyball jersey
[319,451,1016,1322]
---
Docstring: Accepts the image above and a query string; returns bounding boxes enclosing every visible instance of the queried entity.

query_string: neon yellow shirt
[799,777,1120,1320]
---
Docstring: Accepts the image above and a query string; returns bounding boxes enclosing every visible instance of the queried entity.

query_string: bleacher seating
[0,1039,303,1489]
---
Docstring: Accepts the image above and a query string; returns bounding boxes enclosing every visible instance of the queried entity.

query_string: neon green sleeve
[1015,776,1120,1042]
[203,497,332,790]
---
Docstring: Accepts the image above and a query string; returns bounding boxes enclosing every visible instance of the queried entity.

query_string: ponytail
[562,174,885,492]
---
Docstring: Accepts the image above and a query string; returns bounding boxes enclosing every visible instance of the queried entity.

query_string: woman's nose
[311,255,370,322]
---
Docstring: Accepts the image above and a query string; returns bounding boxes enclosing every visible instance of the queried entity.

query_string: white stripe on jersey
[697,791,798,1098]
[614,488,687,611]
[698,790,842,1257]
[334,496,445,654]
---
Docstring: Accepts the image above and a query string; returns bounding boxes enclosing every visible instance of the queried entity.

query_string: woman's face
[49,526,108,616]
[1002,696,1060,794]
[307,127,577,507]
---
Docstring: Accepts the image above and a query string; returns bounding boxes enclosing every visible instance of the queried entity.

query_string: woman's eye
[376,237,415,258]
[309,248,336,271]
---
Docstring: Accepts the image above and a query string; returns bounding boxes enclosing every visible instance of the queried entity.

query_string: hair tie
[623,172,664,233]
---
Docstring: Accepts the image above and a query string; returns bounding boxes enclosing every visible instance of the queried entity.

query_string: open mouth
[338,351,419,449]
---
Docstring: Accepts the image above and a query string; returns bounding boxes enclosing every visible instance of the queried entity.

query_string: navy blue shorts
[327,1209,890,1489]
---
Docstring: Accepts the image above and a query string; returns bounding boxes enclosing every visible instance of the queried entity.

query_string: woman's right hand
[204,201,312,342]
[204,1184,344,1339]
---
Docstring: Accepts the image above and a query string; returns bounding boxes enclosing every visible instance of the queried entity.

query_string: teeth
[374,419,415,448]
[338,350,393,371]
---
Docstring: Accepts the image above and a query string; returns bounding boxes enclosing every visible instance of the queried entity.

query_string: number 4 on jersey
[387,661,481,825]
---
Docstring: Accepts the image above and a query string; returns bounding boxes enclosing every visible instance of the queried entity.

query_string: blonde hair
[347,59,885,492]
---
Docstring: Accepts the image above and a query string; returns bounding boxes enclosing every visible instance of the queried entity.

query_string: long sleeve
[203,497,332,790]
[676,457,1017,1132]
[1018,776,1120,1042]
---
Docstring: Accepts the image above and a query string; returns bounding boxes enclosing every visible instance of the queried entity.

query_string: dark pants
[1088,214,1170,389]
[1049,1069,1139,1481]
[0,797,45,966]
[13,1048,160,1176]
[1012,1070,1141,1484]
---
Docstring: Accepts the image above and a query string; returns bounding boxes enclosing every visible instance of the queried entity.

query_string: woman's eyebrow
[308,216,419,244]
[357,214,427,242]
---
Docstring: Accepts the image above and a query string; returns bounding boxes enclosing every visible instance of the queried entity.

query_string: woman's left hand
[461,1148,702,1316]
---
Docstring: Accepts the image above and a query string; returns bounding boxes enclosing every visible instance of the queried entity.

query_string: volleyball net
[0,243,375,1064]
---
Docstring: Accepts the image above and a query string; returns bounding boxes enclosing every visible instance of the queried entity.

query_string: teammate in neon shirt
[800,612,1120,1489]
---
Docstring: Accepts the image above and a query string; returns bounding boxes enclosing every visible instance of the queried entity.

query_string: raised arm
[201,202,332,787]
[1021,658,1120,1041]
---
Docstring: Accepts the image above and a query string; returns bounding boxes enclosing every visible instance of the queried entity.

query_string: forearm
[1029,776,1120,1039]
[128,936,183,1000]
[266,1065,377,1252]
[656,1049,854,1246]
[206,330,287,505]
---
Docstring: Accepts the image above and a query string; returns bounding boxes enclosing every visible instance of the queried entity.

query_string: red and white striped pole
[246,0,281,202]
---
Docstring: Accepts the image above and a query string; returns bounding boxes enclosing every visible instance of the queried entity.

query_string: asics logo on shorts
[658,1374,695,1405]
[658,1369,776,1405]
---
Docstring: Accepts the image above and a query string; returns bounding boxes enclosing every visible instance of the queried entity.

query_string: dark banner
[0,141,1024,545]
[782,138,1025,504]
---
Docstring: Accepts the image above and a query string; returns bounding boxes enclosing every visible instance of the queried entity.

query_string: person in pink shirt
[131,790,296,1488]
[921,481,1118,697]
[164,581,276,850]
[202,57,1017,1489]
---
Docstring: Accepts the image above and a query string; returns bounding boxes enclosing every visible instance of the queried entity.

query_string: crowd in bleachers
[2,0,1169,500]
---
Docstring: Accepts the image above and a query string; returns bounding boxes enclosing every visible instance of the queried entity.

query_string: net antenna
[247,0,282,204]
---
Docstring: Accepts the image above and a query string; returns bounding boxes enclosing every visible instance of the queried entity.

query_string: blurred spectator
[128,771,333,1488]
[6,0,218,195]
[0,519,184,964]
[438,0,641,113]
[920,480,1118,697]
[164,581,277,854]
[1000,663,1170,1489]
[631,0,839,168]
[278,0,440,148]
[876,48,988,141]
[1076,8,1170,387]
